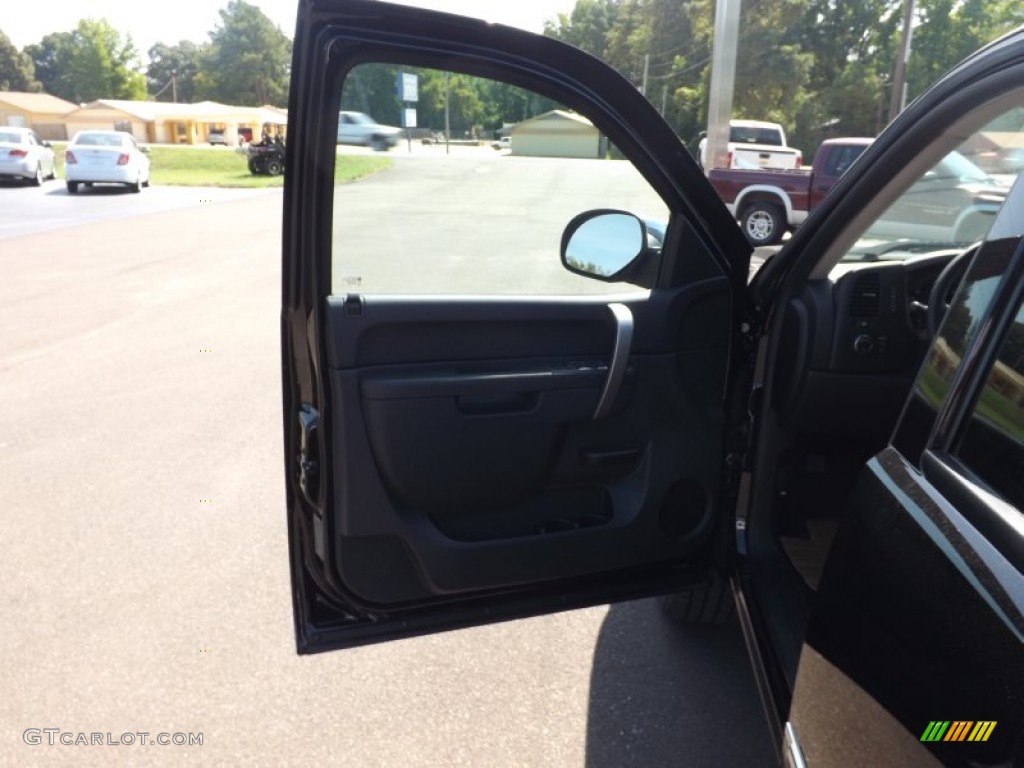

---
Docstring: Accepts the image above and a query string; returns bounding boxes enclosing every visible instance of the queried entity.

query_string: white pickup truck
[336,111,402,150]
[698,119,803,171]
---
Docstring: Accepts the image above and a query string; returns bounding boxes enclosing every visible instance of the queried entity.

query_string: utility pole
[171,71,178,103]
[641,53,650,97]
[888,0,915,122]
[444,71,451,155]
[705,0,742,172]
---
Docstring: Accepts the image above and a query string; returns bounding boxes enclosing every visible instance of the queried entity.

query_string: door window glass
[822,144,864,177]
[330,64,669,296]
[893,238,1014,461]
[955,297,1024,508]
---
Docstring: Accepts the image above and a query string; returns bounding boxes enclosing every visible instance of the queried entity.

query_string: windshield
[924,150,993,184]
[834,102,1024,265]
[730,126,782,145]
[841,149,1012,262]
[73,133,127,147]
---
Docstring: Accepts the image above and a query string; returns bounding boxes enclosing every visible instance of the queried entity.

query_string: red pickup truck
[709,137,872,245]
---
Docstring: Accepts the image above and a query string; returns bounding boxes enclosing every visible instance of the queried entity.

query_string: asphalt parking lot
[0,150,774,766]
[332,148,668,295]
[0,179,273,241]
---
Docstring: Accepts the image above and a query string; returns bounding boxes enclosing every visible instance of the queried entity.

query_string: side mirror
[42,141,52,148]
[140,146,150,154]
[560,210,647,282]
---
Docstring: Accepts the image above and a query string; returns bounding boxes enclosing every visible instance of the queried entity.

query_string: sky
[3,0,577,58]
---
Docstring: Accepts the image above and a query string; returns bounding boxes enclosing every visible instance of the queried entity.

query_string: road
[0,161,774,766]
[0,180,271,241]
[332,148,667,295]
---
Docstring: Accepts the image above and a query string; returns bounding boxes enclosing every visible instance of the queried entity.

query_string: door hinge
[298,405,320,500]
[297,405,325,560]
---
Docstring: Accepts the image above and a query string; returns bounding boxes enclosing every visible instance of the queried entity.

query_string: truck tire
[661,574,735,624]
[740,201,786,246]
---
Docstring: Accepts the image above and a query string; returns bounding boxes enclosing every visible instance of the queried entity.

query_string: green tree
[603,0,650,85]
[338,64,561,138]
[196,1,291,106]
[543,0,620,59]
[543,0,1024,162]
[25,20,146,103]
[24,32,74,97]
[340,63,400,124]
[147,41,202,102]
[789,0,899,148]
[906,0,1024,102]
[0,29,41,91]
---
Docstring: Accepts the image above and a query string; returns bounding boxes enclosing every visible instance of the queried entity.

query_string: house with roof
[509,110,604,159]
[0,91,79,140]
[62,99,287,145]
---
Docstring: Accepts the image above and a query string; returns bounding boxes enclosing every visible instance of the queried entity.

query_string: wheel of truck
[740,201,786,246]
[661,573,736,624]
[248,158,262,174]
[265,159,284,176]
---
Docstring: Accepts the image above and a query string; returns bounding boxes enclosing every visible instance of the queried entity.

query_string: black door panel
[323,283,732,606]
[284,0,748,652]
[323,284,733,368]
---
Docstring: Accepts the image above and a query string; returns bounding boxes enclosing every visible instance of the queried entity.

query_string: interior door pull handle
[593,303,633,419]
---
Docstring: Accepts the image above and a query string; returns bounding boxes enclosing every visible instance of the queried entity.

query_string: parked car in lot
[336,111,401,150]
[64,131,151,194]
[698,119,803,171]
[208,131,228,146]
[710,137,872,245]
[0,127,57,186]
[491,136,510,150]
[282,3,1024,765]
[713,138,1010,247]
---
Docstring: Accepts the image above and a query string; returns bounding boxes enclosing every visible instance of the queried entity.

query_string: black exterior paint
[797,450,1023,766]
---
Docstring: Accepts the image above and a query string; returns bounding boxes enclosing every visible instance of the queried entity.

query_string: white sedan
[0,127,57,186]
[65,131,151,194]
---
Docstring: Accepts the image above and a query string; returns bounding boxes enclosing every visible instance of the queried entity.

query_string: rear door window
[955,297,1024,508]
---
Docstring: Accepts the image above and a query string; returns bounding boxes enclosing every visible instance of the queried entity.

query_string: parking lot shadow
[585,598,775,768]
[61,185,138,196]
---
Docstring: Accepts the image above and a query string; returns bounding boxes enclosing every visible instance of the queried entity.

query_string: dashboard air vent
[850,273,881,317]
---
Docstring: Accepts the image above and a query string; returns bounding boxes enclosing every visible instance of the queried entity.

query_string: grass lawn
[51,143,390,188]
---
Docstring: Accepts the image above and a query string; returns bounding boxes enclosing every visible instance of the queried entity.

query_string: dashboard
[772,249,961,437]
